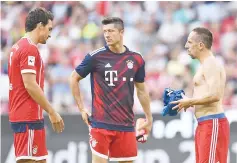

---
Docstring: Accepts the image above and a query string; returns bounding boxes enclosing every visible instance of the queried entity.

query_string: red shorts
[13,126,48,161]
[89,127,137,161]
[195,114,230,163]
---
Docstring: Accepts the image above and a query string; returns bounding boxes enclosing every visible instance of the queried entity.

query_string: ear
[37,22,44,29]
[199,42,205,50]
[120,29,124,35]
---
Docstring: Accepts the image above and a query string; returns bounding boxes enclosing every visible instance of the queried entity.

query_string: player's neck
[25,31,39,45]
[198,50,213,64]
[108,43,126,54]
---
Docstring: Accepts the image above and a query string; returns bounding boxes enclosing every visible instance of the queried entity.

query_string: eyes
[103,29,116,33]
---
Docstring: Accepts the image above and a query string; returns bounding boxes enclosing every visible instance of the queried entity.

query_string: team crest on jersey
[32,145,38,155]
[28,56,35,66]
[126,60,134,69]
[91,138,98,148]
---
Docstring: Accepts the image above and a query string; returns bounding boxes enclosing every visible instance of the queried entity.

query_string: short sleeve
[135,61,145,82]
[20,46,39,74]
[75,54,93,78]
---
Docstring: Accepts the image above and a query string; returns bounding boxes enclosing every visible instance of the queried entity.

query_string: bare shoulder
[203,56,223,72]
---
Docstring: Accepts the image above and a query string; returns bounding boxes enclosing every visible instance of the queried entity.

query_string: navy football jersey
[75,45,145,131]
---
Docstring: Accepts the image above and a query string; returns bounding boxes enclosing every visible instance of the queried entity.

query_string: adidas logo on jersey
[105,63,112,68]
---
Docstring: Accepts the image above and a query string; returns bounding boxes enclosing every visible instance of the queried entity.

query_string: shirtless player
[172,27,230,163]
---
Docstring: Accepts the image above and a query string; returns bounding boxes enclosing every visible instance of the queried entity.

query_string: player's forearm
[24,82,55,114]
[137,90,153,121]
[190,94,220,106]
[69,76,84,112]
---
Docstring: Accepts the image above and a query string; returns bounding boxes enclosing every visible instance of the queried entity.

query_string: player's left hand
[171,94,192,112]
[81,109,91,126]
[137,117,153,137]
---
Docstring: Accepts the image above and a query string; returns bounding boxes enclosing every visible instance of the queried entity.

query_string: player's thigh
[31,128,48,157]
[89,128,111,159]
[198,122,213,162]
[198,119,226,162]
[195,125,200,163]
[109,131,137,161]
[16,158,46,163]
[17,159,35,163]
[92,153,107,163]
[216,119,230,163]
[14,127,47,160]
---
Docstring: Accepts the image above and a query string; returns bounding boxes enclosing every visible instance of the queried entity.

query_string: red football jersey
[8,37,44,122]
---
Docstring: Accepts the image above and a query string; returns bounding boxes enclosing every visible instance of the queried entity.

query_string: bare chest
[193,67,205,86]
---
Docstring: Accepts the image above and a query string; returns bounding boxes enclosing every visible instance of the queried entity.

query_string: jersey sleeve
[135,56,145,83]
[20,46,39,74]
[75,54,93,78]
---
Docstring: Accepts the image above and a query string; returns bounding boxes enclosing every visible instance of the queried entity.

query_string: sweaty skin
[193,56,226,118]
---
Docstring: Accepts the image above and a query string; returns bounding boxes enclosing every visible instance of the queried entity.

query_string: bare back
[193,56,226,118]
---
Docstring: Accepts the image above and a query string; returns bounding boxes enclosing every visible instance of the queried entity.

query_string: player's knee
[36,159,46,163]
[17,159,35,163]
[118,161,133,163]
[92,153,107,163]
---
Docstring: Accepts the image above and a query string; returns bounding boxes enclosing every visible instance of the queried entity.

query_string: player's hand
[48,111,64,133]
[137,117,153,136]
[171,94,192,112]
[81,109,91,126]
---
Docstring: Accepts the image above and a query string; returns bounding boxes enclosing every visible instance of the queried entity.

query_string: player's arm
[22,73,55,114]
[190,61,221,105]
[69,54,93,125]
[134,56,153,134]
[69,71,85,113]
[20,48,64,133]
[22,73,64,133]
[135,82,153,122]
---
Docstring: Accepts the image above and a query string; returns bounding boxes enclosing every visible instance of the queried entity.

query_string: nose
[104,31,110,38]
[105,34,110,39]
[184,43,188,49]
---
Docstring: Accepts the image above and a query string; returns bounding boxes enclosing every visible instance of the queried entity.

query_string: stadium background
[1,1,237,163]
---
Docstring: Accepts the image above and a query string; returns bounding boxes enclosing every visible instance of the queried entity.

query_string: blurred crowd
[1,1,237,114]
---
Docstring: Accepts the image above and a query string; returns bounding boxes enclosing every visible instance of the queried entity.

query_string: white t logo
[105,70,118,86]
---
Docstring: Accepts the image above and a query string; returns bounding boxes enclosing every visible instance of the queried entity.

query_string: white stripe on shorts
[209,119,218,163]
[28,130,30,156]
[31,130,34,156]
[28,129,34,156]
[30,129,32,156]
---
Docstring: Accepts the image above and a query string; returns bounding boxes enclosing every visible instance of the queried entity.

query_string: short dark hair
[192,27,213,49]
[101,17,124,30]
[25,7,54,32]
